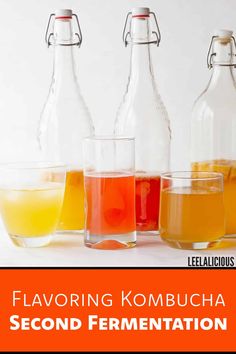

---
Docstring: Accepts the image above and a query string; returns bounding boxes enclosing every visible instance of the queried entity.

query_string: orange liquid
[160,186,225,243]
[57,170,85,231]
[85,173,135,235]
[192,160,236,235]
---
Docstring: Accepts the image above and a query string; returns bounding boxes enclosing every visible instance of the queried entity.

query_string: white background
[0,0,236,168]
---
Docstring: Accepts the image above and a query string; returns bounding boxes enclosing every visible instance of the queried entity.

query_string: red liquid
[135,175,161,231]
[85,173,135,235]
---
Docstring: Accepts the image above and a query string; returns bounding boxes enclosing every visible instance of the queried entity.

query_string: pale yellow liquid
[0,183,64,237]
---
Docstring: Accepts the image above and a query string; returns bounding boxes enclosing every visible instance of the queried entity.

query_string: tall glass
[83,137,136,250]
[0,163,66,247]
[159,172,225,250]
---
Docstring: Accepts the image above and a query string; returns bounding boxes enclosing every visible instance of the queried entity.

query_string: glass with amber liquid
[83,137,136,249]
[159,172,225,250]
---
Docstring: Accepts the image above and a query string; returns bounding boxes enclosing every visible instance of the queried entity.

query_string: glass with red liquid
[83,137,136,249]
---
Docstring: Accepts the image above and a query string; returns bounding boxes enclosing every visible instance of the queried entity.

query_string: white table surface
[0,220,236,267]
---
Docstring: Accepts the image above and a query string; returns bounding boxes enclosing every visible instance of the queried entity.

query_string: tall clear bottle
[114,7,171,233]
[38,9,94,233]
[191,29,236,237]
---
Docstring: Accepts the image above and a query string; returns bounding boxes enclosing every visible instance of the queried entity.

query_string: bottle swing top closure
[207,30,236,69]
[45,12,82,47]
[122,9,161,47]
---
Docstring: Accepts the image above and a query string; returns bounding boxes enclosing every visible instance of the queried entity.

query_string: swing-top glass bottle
[38,9,94,233]
[191,29,236,237]
[114,7,171,233]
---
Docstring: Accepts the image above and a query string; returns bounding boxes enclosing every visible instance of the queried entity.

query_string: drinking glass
[159,171,225,250]
[0,163,66,247]
[83,136,136,249]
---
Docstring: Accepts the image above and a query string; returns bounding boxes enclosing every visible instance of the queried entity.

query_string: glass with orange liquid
[159,172,225,250]
[83,137,136,249]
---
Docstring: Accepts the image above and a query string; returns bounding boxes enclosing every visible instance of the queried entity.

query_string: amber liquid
[136,175,160,232]
[85,173,135,236]
[160,186,225,245]
[192,160,236,235]
[57,170,85,231]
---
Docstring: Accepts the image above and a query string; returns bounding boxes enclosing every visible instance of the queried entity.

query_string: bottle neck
[130,44,153,78]
[52,19,77,82]
[129,17,154,79]
[208,65,236,89]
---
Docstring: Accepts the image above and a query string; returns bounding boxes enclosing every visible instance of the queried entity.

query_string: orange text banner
[0,269,235,352]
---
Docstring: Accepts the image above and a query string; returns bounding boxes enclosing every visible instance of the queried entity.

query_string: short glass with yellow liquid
[192,160,236,236]
[0,164,66,247]
[159,172,225,250]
